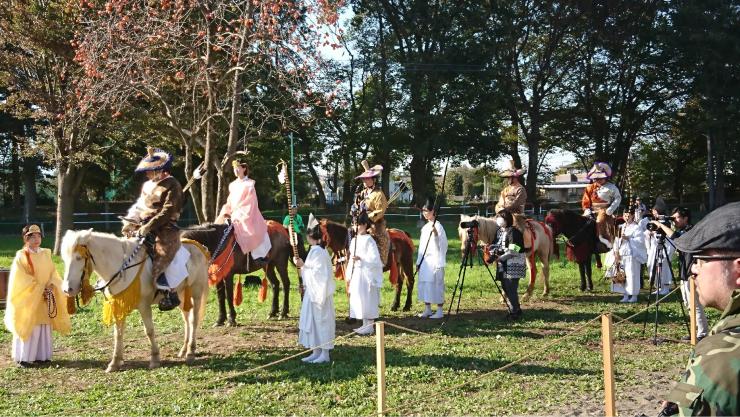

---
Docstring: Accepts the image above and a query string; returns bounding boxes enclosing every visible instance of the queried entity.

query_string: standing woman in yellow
[3,224,71,367]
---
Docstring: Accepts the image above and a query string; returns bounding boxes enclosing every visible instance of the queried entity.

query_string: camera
[460,220,479,229]
[487,244,505,257]
[646,214,673,233]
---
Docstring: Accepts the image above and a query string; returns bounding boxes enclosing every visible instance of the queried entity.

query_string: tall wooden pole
[601,314,617,417]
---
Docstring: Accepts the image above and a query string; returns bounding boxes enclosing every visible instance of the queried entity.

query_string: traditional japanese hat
[135,147,173,173]
[231,151,249,168]
[23,224,43,237]
[586,162,612,179]
[307,212,319,232]
[500,160,525,178]
[355,160,383,179]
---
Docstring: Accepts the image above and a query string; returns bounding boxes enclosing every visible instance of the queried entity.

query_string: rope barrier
[373,314,605,417]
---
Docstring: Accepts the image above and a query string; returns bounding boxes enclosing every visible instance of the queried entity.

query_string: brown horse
[319,219,416,311]
[181,220,293,323]
[458,214,553,300]
[544,209,602,292]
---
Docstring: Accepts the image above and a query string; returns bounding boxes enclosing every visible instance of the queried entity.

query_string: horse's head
[544,209,563,237]
[60,229,94,297]
[320,219,348,253]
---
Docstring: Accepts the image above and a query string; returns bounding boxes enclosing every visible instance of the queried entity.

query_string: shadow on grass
[201,343,596,385]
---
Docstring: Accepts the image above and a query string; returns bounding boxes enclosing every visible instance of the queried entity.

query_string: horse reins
[76,237,146,293]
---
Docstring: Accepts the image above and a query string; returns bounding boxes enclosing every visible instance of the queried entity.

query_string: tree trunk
[22,156,38,222]
[11,137,21,209]
[53,164,85,254]
[409,152,429,206]
[525,135,540,203]
[305,155,327,209]
[183,142,204,224]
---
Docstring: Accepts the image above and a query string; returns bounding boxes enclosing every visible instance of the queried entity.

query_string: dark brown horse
[319,219,416,311]
[181,220,292,323]
[544,209,600,292]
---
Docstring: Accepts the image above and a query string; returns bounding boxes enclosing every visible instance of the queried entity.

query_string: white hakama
[298,246,336,350]
[347,235,383,320]
[417,221,447,305]
[12,324,52,363]
[611,222,647,297]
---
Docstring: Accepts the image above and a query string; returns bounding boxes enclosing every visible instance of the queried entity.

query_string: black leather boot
[158,290,180,311]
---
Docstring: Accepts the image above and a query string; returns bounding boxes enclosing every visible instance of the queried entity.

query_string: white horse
[458,214,553,299]
[60,229,209,372]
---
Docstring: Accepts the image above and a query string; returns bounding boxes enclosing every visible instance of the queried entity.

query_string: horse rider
[131,147,184,311]
[495,160,527,215]
[581,161,621,251]
[352,160,391,266]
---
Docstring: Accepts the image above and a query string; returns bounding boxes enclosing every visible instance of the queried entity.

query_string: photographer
[489,210,525,320]
[650,207,708,341]
[658,202,740,416]
[645,199,675,296]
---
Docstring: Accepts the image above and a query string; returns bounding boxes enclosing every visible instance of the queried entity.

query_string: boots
[158,289,180,311]
[302,348,321,363]
[418,305,433,318]
[354,319,375,335]
[429,307,444,319]
[311,349,330,364]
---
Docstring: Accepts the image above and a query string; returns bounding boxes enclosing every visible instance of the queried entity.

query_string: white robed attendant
[296,241,335,363]
[416,199,448,318]
[346,215,383,335]
[610,212,648,302]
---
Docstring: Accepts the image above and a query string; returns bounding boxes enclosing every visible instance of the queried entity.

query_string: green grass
[0,221,714,416]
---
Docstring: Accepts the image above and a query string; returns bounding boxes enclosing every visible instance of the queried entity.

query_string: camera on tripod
[645,214,673,234]
[460,219,479,229]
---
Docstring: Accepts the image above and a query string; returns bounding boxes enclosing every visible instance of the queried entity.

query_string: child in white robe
[295,214,335,364]
[610,208,648,303]
[346,211,384,336]
[416,197,448,319]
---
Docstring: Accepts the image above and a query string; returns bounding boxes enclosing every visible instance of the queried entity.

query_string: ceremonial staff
[278,159,304,294]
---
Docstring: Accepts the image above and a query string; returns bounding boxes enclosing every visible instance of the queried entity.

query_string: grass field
[0,220,714,416]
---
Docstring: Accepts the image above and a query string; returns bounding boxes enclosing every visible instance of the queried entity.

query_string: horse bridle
[75,240,146,293]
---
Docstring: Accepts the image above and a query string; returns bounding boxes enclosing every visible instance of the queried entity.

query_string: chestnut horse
[181,221,292,322]
[544,209,599,292]
[458,214,553,299]
[319,219,416,311]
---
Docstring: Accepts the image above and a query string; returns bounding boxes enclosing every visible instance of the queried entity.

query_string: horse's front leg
[277,265,290,319]
[181,288,199,365]
[390,280,401,311]
[107,319,126,372]
[521,258,535,302]
[266,266,280,318]
[214,280,227,326]
[139,304,161,369]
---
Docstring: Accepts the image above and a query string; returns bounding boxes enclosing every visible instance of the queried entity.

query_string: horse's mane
[60,229,132,262]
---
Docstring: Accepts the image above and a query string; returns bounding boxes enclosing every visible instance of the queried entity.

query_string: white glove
[192,166,204,180]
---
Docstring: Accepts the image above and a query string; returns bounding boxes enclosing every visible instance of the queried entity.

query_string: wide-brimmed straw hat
[135,147,173,173]
[586,162,612,180]
[500,160,525,178]
[355,160,383,179]
[23,224,43,237]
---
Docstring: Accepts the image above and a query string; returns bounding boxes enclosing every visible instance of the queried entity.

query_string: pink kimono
[219,177,272,258]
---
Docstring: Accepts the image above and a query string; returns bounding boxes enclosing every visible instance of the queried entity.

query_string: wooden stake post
[601,314,617,417]
[376,321,387,417]
[690,278,697,346]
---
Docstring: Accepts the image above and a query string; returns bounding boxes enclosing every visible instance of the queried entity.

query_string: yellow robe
[3,248,71,341]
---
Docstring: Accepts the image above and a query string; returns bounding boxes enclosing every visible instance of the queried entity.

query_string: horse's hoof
[213,321,225,328]
[149,360,160,369]
[178,348,186,358]
[390,305,399,312]
[185,354,195,365]
[280,313,289,320]
[402,305,412,312]
[227,320,237,327]
[106,362,122,373]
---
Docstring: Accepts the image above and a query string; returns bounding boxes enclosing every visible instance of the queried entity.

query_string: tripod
[642,232,689,344]
[448,226,510,316]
